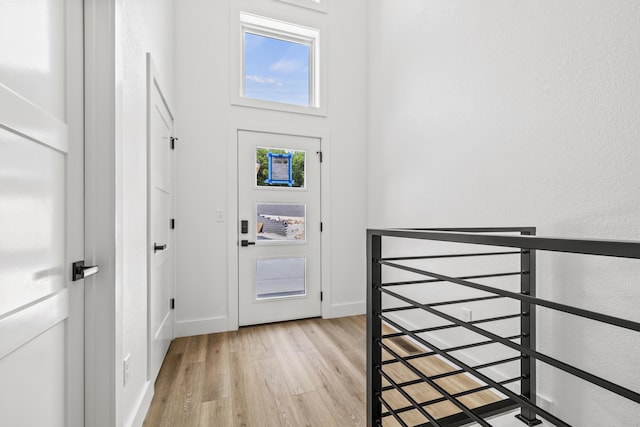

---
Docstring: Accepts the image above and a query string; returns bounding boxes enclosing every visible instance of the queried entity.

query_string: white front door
[238,130,322,326]
[147,56,175,380]
[0,1,84,426]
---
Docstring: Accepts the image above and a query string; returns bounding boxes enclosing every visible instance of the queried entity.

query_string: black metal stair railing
[367,227,640,427]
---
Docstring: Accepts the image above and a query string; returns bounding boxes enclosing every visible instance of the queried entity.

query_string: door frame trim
[227,122,331,331]
[65,1,86,424]
[146,52,175,381]
[84,0,122,425]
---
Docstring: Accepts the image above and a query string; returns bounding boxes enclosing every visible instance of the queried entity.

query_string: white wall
[173,0,368,335]
[119,1,174,426]
[368,1,640,426]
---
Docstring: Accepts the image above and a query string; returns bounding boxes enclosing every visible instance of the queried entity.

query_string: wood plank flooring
[143,315,505,426]
[379,323,503,426]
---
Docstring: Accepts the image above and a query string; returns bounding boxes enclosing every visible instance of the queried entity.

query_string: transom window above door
[234,12,324,115]
[244,32,311,106]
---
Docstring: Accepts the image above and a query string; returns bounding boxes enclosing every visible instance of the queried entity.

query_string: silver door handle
[72,261,100,281]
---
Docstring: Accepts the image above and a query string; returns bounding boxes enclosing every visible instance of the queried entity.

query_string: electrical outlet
[123,354,131,386]
[216,209,225,222]
[461,307,472,322]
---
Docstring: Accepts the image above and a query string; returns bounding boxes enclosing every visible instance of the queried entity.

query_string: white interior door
[0,1,84,426]
[148,55,175,381]
[238,130,322,326]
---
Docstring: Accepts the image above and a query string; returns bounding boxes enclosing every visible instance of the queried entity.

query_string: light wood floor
[379,324,503,426]
[143,315,503,427]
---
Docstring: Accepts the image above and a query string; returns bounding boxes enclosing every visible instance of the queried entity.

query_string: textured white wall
[173,0,368,334]
[119,0,174,425]
[368,1,640,425]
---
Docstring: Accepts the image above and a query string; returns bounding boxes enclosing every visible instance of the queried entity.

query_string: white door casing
[147,54,175,381]
[238,130,321,326]
[0,0,84,426]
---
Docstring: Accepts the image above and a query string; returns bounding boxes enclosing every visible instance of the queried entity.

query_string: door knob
[72,260,100,281]
[154,243,167,252]
[241,240,256,247]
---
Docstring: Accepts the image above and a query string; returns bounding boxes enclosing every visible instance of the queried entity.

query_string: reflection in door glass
[256,257,306,299]
[256,147,305,188]
[256,204,305,241]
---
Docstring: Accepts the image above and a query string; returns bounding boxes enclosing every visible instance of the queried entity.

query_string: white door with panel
[238,130,321,326]
[0,1,85,426]
[148,56,175,381]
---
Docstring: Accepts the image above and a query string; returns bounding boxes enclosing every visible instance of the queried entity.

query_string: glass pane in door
[255,147,305,188]
[256,203,305,242]
[256,257,306,299]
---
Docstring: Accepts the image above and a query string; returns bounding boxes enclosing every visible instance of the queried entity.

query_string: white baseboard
[323,301,365,319]
[126,380,154,427]
[174,316,228,337]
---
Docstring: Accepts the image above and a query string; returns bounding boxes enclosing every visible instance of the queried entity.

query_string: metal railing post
[516,228,542,426]
[367,231,382,427]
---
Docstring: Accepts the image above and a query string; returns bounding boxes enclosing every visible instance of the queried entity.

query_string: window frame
[232,11,326,116]
[276,0,327,14]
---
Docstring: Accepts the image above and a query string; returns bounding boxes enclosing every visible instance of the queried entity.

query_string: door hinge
[320,222,323,232]
[320,291,323,302]
[170,136,179,150]
[170,298,175,310]
[316,151,323,163]
[170,218,175,229]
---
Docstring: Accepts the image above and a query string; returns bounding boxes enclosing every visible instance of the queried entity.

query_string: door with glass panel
[238,130,321,326]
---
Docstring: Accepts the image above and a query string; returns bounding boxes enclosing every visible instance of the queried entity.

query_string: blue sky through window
[244,32,310,106]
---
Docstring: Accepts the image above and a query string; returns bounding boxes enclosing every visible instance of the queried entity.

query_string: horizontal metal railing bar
[381,316,520,339]
[379,343,491,427]
[381,334,522,365]
[381,376,524,417]
[383,401,522,427]
[382,295,505,313]
[381,356,524,392]
[472,355,524,371]
[379,366,445,426]
[426,295,505,307]
[423,399,522,427]
[381,314,571,427]
[380,250,522,261]
[381,378,430,393]
[368,228,640,259]
[382,312,523,339]
[380,329,523,365]
[379,394,411,427]
[382,305,421,313]
[415,357,524,384]
[415,227,537,233]
[379,260,640,333]
[381,286,640,405]
[382,271,521,287]
[382,307,523,338]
